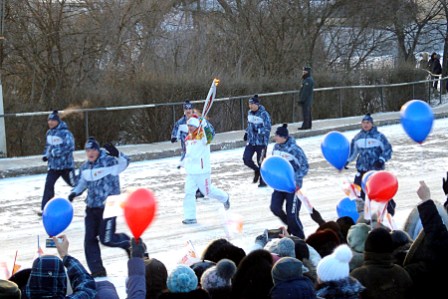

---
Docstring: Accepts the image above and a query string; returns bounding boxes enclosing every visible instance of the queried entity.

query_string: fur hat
[275,124,289,138]
[390,230,413,250]
[0,279,21,299]
[287,236,310,261]
[167,264,198,293]
[264,237,296,258]
[85,137,100,151]
[25,256,67,298]
[306,228,341,258]
[248,94,260,105]
[144,258,168,298]
[271,257,303,284]
[187,116,200,128]
[316,244,352,282]
[347,223,371,253]
[336,216,356,241]
[362,113,374,123]
[200,259,236,291]
[47,110,60,122]
[365,227,394,253]
[183,100,194,110]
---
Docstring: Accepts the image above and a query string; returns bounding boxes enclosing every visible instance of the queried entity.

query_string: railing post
[379,86,384,112]
[240,98,245,130]
[84,111,89,140]
[292,93,296,123]
[172,105,176,125]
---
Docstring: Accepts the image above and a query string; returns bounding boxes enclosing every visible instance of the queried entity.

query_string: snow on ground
[1,117,448,298]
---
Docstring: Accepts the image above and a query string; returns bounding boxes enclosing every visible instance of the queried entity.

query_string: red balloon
[124,188,157,239]
[365,171,398,202]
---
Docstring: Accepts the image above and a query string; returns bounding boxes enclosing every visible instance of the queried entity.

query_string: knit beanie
[362,113,373,123]
[346,223,371,253]
[183,100,194,110]
[248,94,260,105]
[275,124,289,138]
[0,279,21,299]
[364,227,394,253]
[200,259,236,291]
[167,264,198,293]
[264,238,296,258]
[85,137,100,151]
[271,257,303,285]
[190,260,216,284]
[187,116,200,128]
[47,110,60,122]
[316,244,352,282]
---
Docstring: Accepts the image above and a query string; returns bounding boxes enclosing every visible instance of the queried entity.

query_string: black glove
[310,208,326,225]
[68,192,77,202]
[130,238,146,258]
[104,143,119,157]
[42,156,48,162]
[443,172,448,195]
[344,161,349,170]
[243,133,248,141]
[373,159,384,169]
[171,137,177,143]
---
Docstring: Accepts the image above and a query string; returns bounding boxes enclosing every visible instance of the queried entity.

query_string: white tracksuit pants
[183,172,228,220]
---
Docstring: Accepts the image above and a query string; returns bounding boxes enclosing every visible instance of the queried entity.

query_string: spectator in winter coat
[403,180,448,298]
[200,258,237,299]
[350,227,414,299]
[427,52,442,90]
[346,113,395,214]
[144,257,168,299]
[68,137,132,277]
[24,235,96,299]
[315,244,365,299]
[243,95,271,187]
[39,110,76,216]
[0,279,21,298]
[270,123,309,238]
[181,116,230,224]
[346,223,371,271]
[270,257,316,299]
[298,66,315,130]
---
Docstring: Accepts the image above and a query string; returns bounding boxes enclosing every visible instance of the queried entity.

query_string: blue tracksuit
[270,137,309,238]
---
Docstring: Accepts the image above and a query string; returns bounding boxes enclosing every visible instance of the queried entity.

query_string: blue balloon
[361,170,377,193]
[400,99,434,143]
[260,156,296,193]
[336,197,359,223]
[42,197,74,237]
[321,131,350,171]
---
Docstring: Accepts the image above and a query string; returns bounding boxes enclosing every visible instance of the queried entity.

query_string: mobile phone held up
[46,237,62,248]
[267,228,283,240]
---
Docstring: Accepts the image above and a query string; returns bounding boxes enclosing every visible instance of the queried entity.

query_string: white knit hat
[316,244,352,282]
[187,117,200,128]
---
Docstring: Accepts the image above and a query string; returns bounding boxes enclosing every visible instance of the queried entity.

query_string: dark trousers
[41,169,76,210]
[301,103,312,129]
[354,171,396,216]
[270,190,305,239]
[84,207,131,274]
[243,144,266,172]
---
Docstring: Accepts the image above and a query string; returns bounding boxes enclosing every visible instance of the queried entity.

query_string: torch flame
[213,78,220,86]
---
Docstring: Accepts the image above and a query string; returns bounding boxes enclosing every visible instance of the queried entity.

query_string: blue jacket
[347,126,392,172]
[24,255,96,299]
[72,150,130,208]
[171,116,215,160]
[43,121,75,170]
[270,277,317,299]
[126,258,146,299]
[246,105,271,146]
[272,136,309,189]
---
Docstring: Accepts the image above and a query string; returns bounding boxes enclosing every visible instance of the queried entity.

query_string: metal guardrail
[0,75,446,157]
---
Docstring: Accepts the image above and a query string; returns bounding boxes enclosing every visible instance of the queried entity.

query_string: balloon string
[419,143,425,178]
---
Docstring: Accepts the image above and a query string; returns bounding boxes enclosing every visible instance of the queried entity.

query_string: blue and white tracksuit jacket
[272,136,309,189]
[347,126,392,172]
[43,121,75,170]
[72,150,130,208]
[246,105,271,146]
